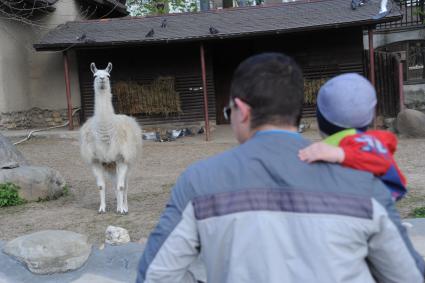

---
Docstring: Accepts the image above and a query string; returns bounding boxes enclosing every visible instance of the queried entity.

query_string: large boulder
[396,109,425,138]
[0,166,65,201]
[0,133,28,169]
[2,230,92,275]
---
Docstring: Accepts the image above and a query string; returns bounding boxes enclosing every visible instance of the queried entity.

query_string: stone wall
[0,108,80,130]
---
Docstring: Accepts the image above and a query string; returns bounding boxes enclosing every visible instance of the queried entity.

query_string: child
[299,73,407,201]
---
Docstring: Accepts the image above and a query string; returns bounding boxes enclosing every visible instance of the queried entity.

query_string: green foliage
[0,183,25,207]
[413,206,425,218]
[127,0,198,16]
[62,185,70,197]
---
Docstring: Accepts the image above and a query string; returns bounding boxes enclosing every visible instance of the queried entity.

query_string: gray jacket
[137,130,424,283]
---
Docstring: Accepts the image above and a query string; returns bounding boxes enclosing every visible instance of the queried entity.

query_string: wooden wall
[211,27,365,123]
[77,42,216,126]
[76,27,365,126]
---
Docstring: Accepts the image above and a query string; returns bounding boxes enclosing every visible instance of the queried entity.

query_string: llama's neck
[94,87,115,121]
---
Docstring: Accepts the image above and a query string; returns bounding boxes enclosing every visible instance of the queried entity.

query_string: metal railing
[377,0,425,29]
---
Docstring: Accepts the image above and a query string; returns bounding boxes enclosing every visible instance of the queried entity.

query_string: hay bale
[304,78,327,105]
[113,77,182,116]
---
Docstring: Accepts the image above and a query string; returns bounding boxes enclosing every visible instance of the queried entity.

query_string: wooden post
[368,28,376,87]
[398,61,405,111]
[63,51,74,130]
[368,27,377,128]
[200,43,210,141]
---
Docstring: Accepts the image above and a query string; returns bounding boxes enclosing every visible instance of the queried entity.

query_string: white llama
[80,62,142,214]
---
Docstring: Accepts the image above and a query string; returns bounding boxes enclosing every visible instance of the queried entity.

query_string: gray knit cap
[317,73,377,129]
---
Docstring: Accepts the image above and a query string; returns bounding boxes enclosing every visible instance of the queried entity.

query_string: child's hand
[298,142,345,164]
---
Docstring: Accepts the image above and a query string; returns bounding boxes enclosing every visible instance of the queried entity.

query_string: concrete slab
[0,241,144,283]
[0,240,206,283]
[403,218,425,257]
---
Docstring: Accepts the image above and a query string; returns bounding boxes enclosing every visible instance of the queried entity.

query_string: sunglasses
[223,97,251,121]
[223,99,235,121]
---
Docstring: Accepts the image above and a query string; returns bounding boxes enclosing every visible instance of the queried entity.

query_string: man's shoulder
[323,162,393,199]
[185,145,240,176]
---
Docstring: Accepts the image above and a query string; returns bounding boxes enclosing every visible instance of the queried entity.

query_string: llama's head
[90,62,112,91]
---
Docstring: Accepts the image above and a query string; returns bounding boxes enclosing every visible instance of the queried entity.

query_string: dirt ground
[0,125,424,244]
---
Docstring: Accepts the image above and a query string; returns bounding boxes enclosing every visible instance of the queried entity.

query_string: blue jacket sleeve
[136,169,200,283]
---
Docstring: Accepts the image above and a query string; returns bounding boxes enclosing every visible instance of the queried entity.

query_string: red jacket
[326,129,407,200]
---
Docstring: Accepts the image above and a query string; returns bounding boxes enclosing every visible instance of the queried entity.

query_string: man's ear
[234,97,251,124]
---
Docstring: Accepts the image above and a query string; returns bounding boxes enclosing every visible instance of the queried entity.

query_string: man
[136,53,424,283]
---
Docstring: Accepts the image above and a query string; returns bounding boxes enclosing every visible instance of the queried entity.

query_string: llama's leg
[123,178,129,213]
[111,175,118,206]
[116,162,129,214]
[92,163,106,213]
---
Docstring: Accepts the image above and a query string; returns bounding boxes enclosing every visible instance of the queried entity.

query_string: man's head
[228,53,304,143]
[317,73,377,136]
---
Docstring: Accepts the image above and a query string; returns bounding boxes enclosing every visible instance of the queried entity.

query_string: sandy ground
[0,125,424,244]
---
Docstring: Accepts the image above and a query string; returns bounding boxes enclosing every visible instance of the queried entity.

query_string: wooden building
[34,0,401,133]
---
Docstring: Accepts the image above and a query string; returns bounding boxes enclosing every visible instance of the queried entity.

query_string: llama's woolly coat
[80,114,141,166]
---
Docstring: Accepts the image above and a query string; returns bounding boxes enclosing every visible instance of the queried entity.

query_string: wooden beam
[200,43,210,141]
[63,51,74,130]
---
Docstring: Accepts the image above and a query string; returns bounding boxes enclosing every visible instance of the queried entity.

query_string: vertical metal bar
[200,43,210,141]
[368,28,377,128]
[368,28,376,87]
[398,60,405,111]
[63,51,74,130]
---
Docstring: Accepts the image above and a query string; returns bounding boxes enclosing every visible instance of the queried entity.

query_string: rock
[0,166,66,201]
[0,134,28,169]
[396,109,425,138]
[105,226,130,245]
[2,230,92,274]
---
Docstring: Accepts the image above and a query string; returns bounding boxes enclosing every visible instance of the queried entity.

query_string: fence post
[398,60,405,111]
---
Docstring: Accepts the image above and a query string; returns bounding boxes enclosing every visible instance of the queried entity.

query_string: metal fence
[377,0,424,29]
[364,51,403,117]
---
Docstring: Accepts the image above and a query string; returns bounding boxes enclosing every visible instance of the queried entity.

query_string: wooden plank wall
[211,27,365,122]
[77,43,216,126]
[77,27,365,126]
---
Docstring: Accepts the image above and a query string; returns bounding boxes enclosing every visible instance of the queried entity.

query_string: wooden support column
[63,51,74,130]
[368,27,375,87]
[368,27,377,128]
[200,43,210,141]
[398,60,405,111]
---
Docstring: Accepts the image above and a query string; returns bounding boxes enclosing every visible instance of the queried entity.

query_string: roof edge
[33,14,402,52]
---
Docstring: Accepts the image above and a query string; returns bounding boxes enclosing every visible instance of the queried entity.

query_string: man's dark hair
[230,53,304,128]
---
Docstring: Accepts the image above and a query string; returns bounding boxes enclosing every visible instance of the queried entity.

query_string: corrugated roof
[34,0,402,51]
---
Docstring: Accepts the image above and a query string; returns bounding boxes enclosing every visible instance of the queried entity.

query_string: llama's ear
[90,63,97,74]
[106,62,113,74]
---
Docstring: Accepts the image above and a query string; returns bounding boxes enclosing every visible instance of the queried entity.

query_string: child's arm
[298,137,393,176]
[298,142,345,163]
